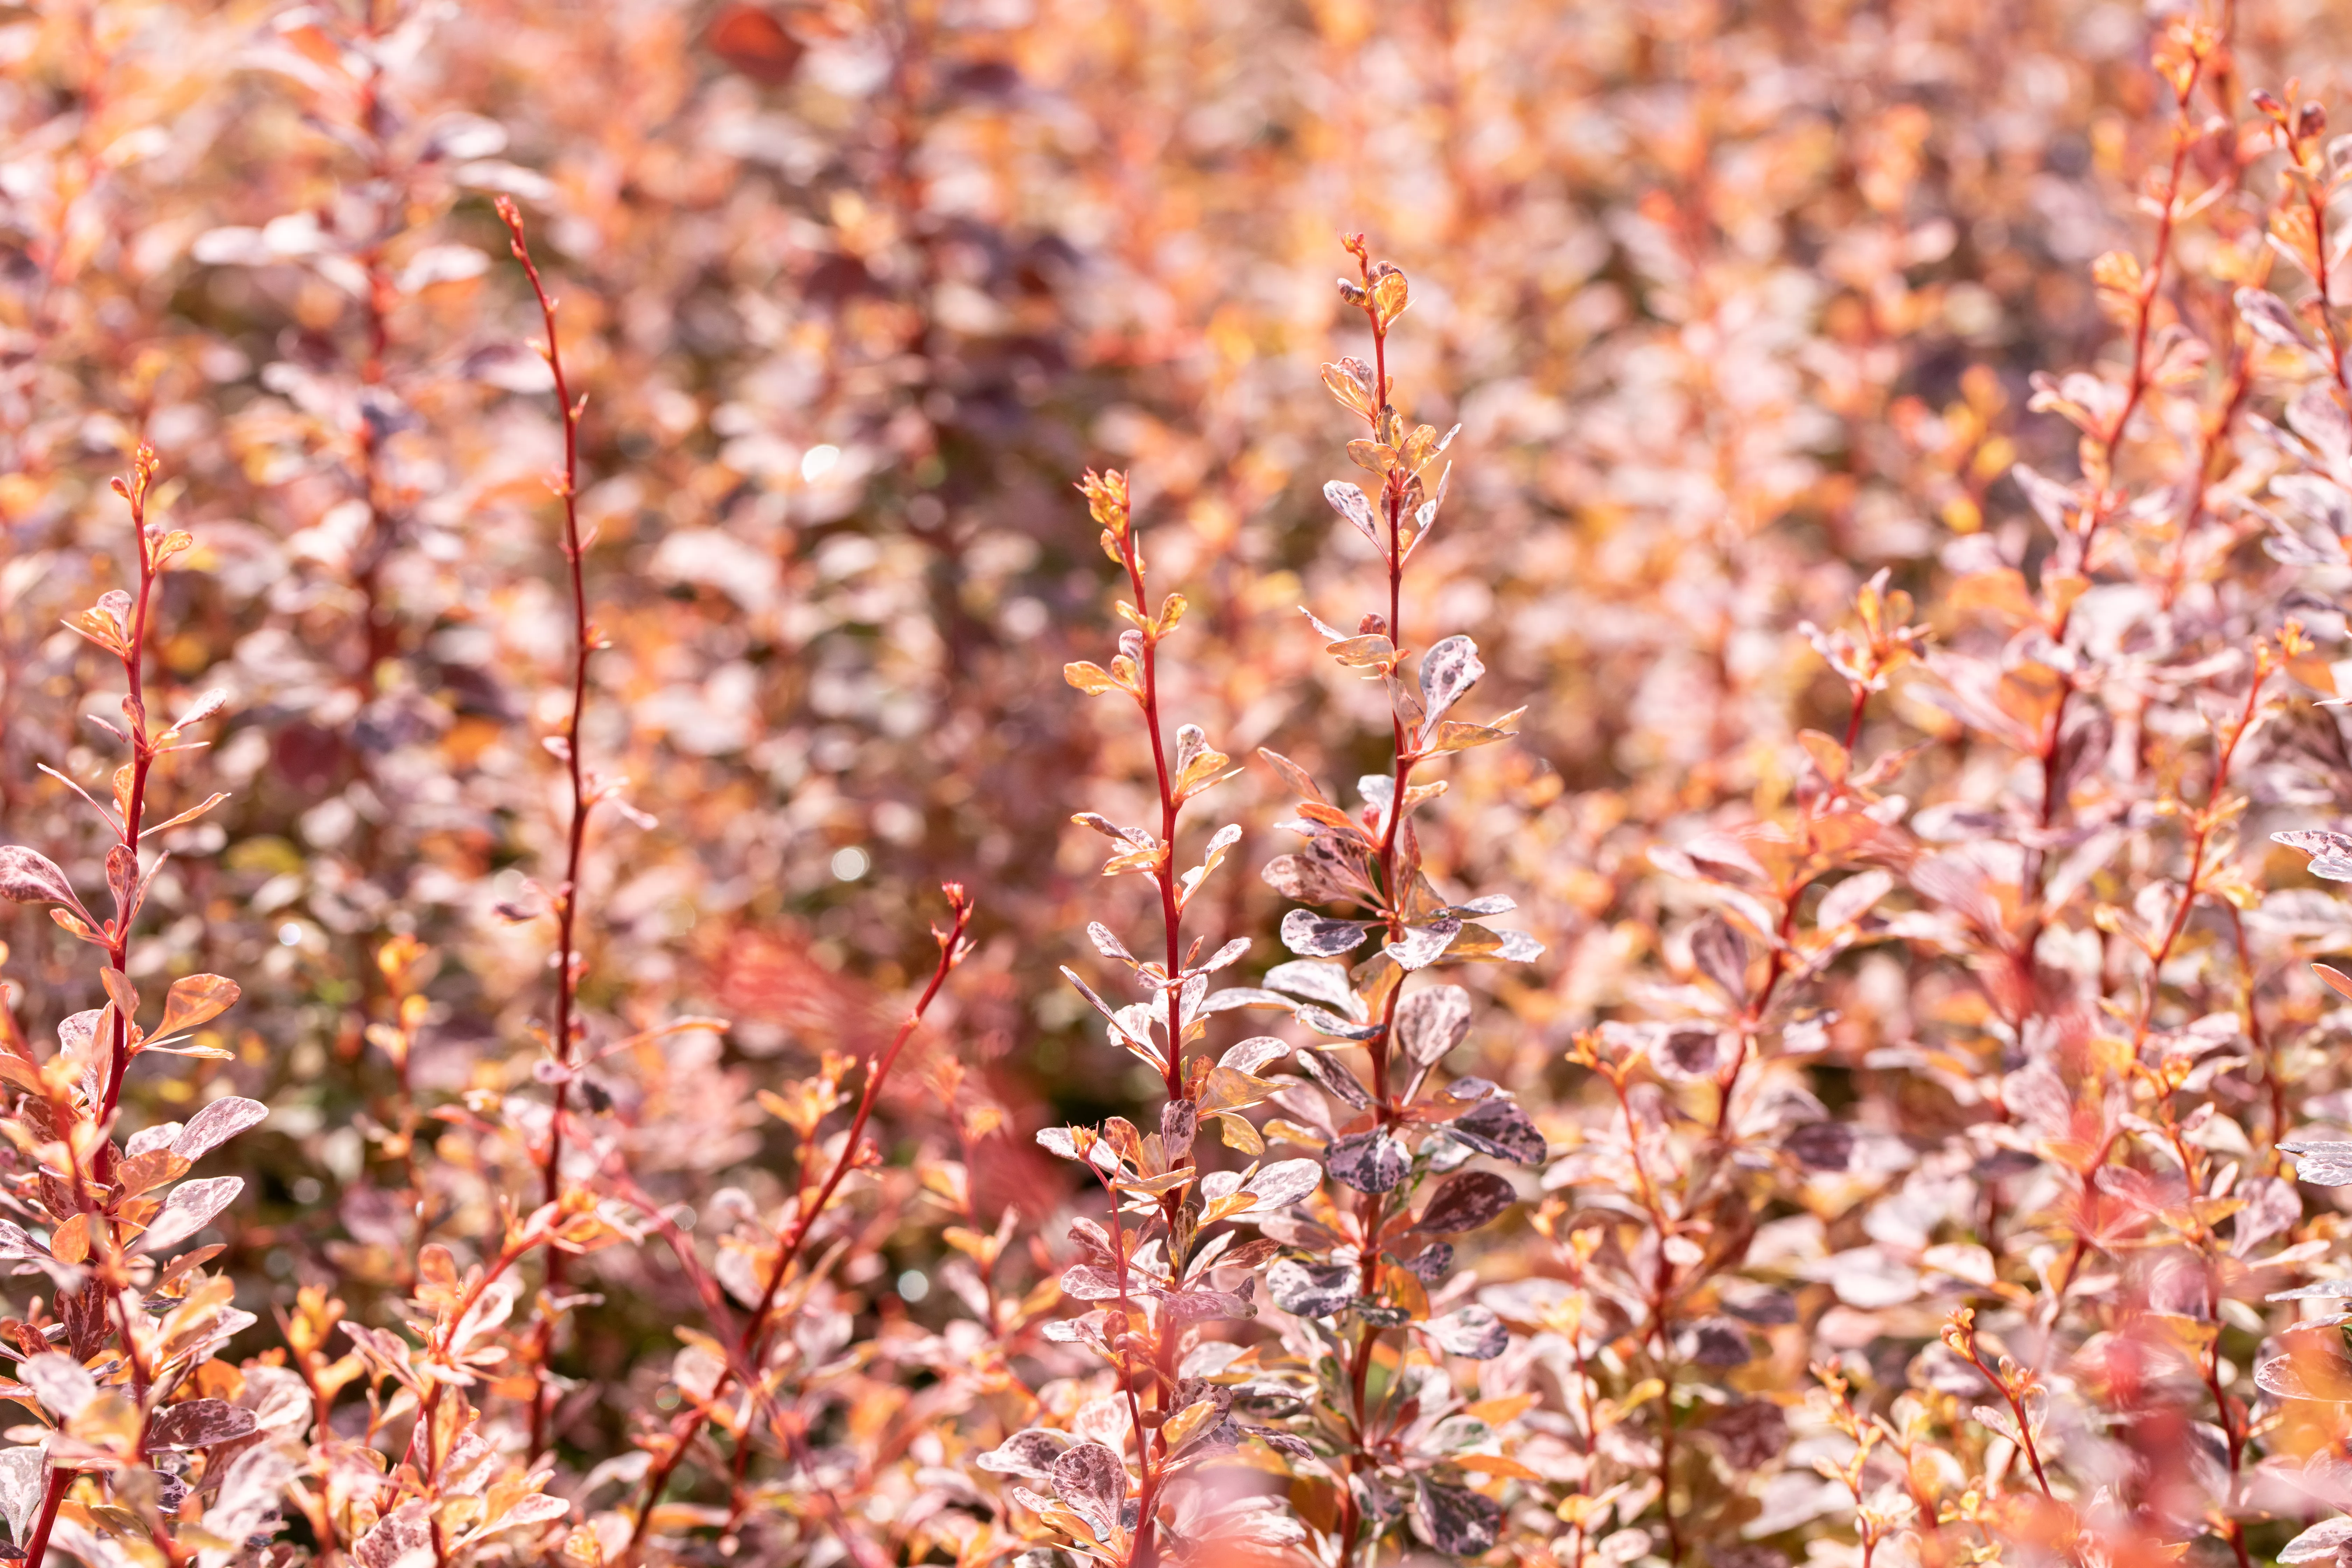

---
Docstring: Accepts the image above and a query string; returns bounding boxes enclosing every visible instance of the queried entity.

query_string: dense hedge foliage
[12,4,2352,1567]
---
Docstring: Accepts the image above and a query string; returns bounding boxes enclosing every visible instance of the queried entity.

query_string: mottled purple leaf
[1415,1170,1516,1233]
[1703,1400,1790,1470]
[1783,1121,1855,1172]
[2283,1141,2352,1186]
[147,1398,260,1450]
[1242,1158,1323,1212]
[2270,1281,2352,1301]
[1219,1037,1290,1075]
[173,1096,268,1162]
[351,1498,430,1568]
[2240,286,2315,351]
[1267,1259,1356,1318]
[1262,960,1360,1016]
[1385,918,1461,972]
[1296,1004,1382,1041]
[1263,853,1350,903]
[1418,635,1484,724]
[1166,1285,1257,1323]
[1323,481,1382,550]
[1653,1024,1734,1081]
[1414,1480,1502,1556]
[2292,382,2352,465]
[1448,1098,1545,1164]
[1326,1129,1409,1193]
[1049,1441,1127,1533]
[139,1176,244,1253]
[1400,1241,1454,1282]
[1160,1099,1197,1159]
[1450,894,1514,917]
[1678,1316,1753,1367]
[2278,829,2352,883]
[1690,915,1750,996]
[0,1444,42,1551]
[1281,910,1371,957]
[2282,1519,2352,1564]
[0,847,79,910]
[1059,1264,1127,1302]
[975,1429,1068,1478]
[1426,1304,1508,1358]
[1395,985,1472,1066]
[20,1353,94,1419]
[1294,1049,1372,1110]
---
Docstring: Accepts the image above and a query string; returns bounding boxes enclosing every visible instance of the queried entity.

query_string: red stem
[24,450,172,1568]
[623,896,972,1562]
[99,462,160,1127]
[2014,61,2203,996]
[1338,245,1419,1568]
[497,197,594,1462]
[1113,508,1195,1568]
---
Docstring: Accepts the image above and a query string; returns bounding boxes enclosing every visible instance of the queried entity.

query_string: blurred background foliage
[3,0,2346,1511]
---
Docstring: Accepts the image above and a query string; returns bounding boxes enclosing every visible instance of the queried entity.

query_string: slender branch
[1335,236,1412,1568]
[1121,526,1186,1567]
[496,195,597,1463]
[98,446,164,1128]
[2017,51,2207,975]
[623,890,973,1563]
[21,445,174,1567]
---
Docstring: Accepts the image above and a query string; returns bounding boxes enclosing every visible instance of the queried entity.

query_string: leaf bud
[1077,468,1131,538]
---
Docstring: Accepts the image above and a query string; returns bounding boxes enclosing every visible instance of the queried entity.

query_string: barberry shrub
[20,5,2352,1568]
[1006,244,1545,1565]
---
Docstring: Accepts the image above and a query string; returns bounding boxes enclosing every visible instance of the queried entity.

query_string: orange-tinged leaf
[1160,1398,1220,1451]
[1296,802,1371,841]
[1201,1191,1255,1225]
[1063,661,1124,696]
[943,1226,999,1264]
[2290,651,2338,695]
[158,974,239,1038]
[1321,362,1375,419]
[1798,729,1849,783]
[2091,249,2142,296]
[98,969,138,1020]
[50,1213,89,1265]
[707,5,804,85]
[1948,568,2037,624]
[1421,710,1524,756]
[1397,424,1436,473]
[1464,1393,1538,1426]
[1213,1111,1264,1154]
[2314,962,2352,1003]
[114,1149,189,1198]
[1322,635,1397,669]
[146,792,231,835]
[1379,1266,1429,1321]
